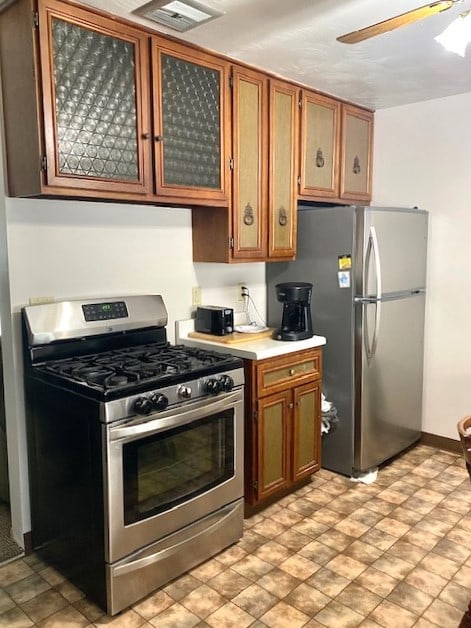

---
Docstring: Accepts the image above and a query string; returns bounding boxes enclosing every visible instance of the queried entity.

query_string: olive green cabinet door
[268,79,299,260]
[340,104,373,202]
[231,66,268,259]
[256,391,291,501]
[152,39,230,203]
[300,91,340,199]
[292,382,321,481]
[40,0,152,196]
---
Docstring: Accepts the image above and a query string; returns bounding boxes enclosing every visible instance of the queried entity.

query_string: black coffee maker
[273,282,314,341]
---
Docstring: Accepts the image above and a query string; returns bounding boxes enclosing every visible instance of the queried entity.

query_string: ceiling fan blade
[337,0,455,44]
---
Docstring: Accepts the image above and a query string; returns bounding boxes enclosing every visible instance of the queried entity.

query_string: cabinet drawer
[256,349,321,396]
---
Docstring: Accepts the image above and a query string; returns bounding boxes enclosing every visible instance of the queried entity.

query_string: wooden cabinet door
[292,381,321,481]
[152,38,230,204]
[299,91,340,199]
[231,66,268,260]
[256,391,291,501]
[340,104,373,202]
[39,0,153,196]
[268,79,299,259]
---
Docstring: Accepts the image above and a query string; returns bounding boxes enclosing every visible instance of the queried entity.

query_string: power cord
[240,286,267,327]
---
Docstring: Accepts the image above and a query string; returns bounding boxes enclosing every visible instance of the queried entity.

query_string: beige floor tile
[231,583,277,618]
[342,540,383,565]
[333,517,371,539]
[370,554,415,580]
[324,554,367,580]
[278,554,320,580]
[207,568,251,598]
[253,540,293,566]
[273,528,312,552]
[334,582,382,616]
[438,580,471,612]
[0,560,34,587]
[179,584,225,619]
[36,605,89,627]
[314,599,364,627]
[230,554,274,580]
[386,539,427,565]
[148,602,200,628]
[0,606,34,628]
[306,566,350,597]
[404,566,448,597]
[259,600,310,628]
[355,566,399,597]
[162,573,202,601]
[250,519,287,540]
[418,551,460,579]
[386,581,433,615]
[290,518,329,539]
[269,508,304,527]
[316,529,354,551]
[368,598,418,627]
[421,597,465,626]
[20,589,68,624]
[360,528,397,551]
[284,582,331,616]
[205,601,254,628]
[4,573,51,604]
[131,590,174,620]
[256,567,301,598]
[297,539,338,565]
[374,516,411,538]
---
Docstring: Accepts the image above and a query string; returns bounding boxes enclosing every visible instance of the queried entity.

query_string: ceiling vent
[134,0,224,32]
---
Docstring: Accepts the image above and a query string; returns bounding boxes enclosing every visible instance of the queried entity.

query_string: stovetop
[32,342,243,401]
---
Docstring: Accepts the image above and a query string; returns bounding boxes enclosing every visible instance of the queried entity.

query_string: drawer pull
[289,369,295,376]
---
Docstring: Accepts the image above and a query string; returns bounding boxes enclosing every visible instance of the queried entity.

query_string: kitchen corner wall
[372,91,471,442]
[0,194,265,543]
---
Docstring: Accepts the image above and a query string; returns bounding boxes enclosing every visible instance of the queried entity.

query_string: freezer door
[354,292,425,473]
[360,208,428,297]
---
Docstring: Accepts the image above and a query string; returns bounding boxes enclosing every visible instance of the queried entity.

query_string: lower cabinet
[244,348,322,511]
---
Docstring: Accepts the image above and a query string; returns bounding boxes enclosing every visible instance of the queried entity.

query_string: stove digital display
[82,301,129,322]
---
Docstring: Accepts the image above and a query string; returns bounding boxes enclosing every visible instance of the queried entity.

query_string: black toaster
[195,306,234,336]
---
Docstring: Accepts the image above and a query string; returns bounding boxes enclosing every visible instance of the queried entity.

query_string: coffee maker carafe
[273,282,314,341]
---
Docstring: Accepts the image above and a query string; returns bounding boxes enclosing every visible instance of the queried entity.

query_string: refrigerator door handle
[364,300,381,363]
[365,226,382,300]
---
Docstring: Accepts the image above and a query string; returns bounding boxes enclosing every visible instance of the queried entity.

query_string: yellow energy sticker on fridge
[338,271,351,288]
[338,255,352,270]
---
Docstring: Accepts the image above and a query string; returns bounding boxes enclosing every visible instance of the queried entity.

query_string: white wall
[372,91,471,441]
[1,194,266,543]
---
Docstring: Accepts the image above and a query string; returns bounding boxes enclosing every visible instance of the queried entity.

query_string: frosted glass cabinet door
[39,0,152,196]
[152,39,230,203]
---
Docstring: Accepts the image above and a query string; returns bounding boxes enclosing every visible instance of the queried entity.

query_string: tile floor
[0,444,470,628]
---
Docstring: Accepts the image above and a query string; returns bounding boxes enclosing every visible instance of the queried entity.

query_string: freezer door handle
[365,226,382,300]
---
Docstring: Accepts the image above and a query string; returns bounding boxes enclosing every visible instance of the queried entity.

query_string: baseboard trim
[421,432,462,455]
[23,531,32,555]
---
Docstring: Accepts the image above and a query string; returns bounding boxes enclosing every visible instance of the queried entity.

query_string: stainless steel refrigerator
[266,205,428,477]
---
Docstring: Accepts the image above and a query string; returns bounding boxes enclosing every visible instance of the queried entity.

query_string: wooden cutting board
[188,328,274,344]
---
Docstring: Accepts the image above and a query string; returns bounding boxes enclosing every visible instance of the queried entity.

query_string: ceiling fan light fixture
[434,9,471,56]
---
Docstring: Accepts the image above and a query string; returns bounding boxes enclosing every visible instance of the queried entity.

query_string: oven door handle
[109,391,242,443]
[112,500,240,577]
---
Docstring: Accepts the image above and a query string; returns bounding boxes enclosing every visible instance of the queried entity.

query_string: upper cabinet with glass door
[151,38,231,205]
[0,0,153,200]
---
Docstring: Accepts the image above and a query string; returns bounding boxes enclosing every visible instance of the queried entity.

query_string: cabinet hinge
[253,409,258,422]
[297,175,301,185]
[229,75,234,88]
[298,98,302,108]
[32,11,39,29]
[229,157,234,170]
[229,236,234,249]
[40,155,47,172]
[253,480,258,490]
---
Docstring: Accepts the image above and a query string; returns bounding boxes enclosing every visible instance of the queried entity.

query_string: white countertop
[175,320,326,360]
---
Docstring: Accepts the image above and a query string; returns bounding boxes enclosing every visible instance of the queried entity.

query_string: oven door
[104,389,244,563]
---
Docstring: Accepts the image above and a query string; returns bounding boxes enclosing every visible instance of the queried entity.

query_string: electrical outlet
[237,283,247,302]
[192,286,201,307]
[29,296,55,305]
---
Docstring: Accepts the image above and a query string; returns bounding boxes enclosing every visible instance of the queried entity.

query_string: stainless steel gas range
[21,295,244,615]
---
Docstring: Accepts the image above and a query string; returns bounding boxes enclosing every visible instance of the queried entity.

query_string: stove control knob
[218,375,235,392]
[150,393,169,411]
[205,378,222,395]
[134,396,152,415]
[178,385,192,400]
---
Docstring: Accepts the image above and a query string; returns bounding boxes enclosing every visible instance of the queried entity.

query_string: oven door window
[122,410,235,525]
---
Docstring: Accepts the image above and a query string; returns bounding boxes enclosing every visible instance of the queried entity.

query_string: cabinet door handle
[289,369,295,376]
[288,402,294,409]
[141,132,151,140]
[154,135,164,142]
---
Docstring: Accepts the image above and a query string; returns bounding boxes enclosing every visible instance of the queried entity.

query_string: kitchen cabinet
[244,348,322,511]
[299,92,373,204]
[192,68,298,262]
[299,90,341,200]
[340,103,374,202]
[151,38,230,204]
[0,0,152,200]
[0,0,229,205]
